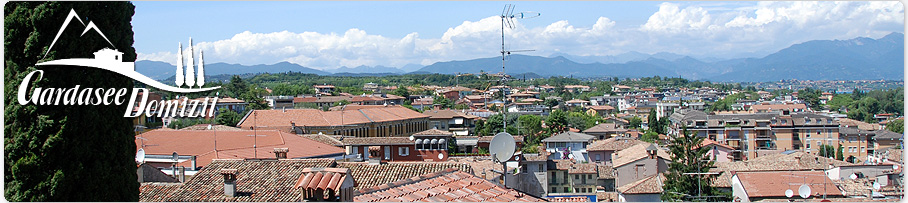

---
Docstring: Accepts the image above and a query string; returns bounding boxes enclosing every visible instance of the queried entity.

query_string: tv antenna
[498,4,539,130]
[489,132,516,188]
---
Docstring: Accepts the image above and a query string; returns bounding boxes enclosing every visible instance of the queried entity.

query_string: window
[538,164,544,171]
[351,147,359,157]
[398,147,409,156]
[807,143,811,149]
[595,154,601,162]
[384,146,391,160]
[564,187,568,193]
[575,175,579,180]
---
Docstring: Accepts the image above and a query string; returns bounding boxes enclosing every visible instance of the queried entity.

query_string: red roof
[295,168,352,192]
[354,168,544,202]
[694,138,735,150]
[237,106,428,129]
[734,171,843,198]
[136,129,344,167]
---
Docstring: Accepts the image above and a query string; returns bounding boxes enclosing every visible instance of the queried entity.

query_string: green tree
[225,75,248,98]
[641,131,660,143]
[546,110,568,134]
[886,119,903,134]
[662,128,728,202]
[518,115,544,144]
[628,116,643,129]
[836,145,844,161]
[216,108,242,127]
[817,145,836,159]
[5,2,140,200]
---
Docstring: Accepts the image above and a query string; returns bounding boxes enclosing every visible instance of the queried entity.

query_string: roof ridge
[357,168,460,195]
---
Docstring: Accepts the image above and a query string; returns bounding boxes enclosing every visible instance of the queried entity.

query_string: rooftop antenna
[499,4,539,130]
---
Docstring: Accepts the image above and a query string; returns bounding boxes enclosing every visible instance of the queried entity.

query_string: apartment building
[669,109,840,161]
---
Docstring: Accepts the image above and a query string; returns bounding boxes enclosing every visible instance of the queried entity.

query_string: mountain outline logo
[36,9,220,93]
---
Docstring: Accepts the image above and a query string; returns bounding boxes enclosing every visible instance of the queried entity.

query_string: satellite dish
[798,184,811,198]
[894,165,899,170]
[785,189,794,198]
[873,182,881,190]
[136,148,146,164]
[490,132,516,163]
[172,152,179,161]
[438,153,444,160]
[207,124,212,130]
[850,173,858,180]
[409,136,414,141]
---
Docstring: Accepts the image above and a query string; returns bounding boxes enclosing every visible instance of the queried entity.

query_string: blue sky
[132,1,904,70]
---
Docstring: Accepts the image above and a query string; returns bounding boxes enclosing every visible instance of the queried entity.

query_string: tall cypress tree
[661,127,729,202]
[5,2,139,201]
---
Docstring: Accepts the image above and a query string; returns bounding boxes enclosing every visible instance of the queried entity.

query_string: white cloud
[139,1,903,69]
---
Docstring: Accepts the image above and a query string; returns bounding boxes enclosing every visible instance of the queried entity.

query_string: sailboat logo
[35,9,219,93]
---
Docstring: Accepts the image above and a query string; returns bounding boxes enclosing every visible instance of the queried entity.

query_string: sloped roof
[337,162,472,190]
[340,137,414,146]
[422,109,480,119]
[299,134,343,146]
[617,173,665,194]
[714,151,853,172]
[735,171,842,198]
[694,138,735,150]
[612,143,671,167]
[237,106,428,129]
[568,163,598,174]
[294,168,352,192]
[136,129,344,168]
[354,168,544,202]
[597,165,615,179]
[586,105,615,111]
[875,130,903,140]
[837,118,881,131]
[542,132,595,143]
[588,138,646,152]
[140,159,336,201]
[139,183,181,202]
[180,124,244,131]
[583,123,627,133]
[413,128,455,136]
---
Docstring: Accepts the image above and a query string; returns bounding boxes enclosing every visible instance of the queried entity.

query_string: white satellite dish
[798,184,811,198]
[873,182,881,190]
[438,153,444,160]
[850,173,858,180]
[172,152,179,161]
[894,164,899,170]
[409,135,414,141]
[136,148,146,164]
[490,132,516,163]
[785,189,794,198]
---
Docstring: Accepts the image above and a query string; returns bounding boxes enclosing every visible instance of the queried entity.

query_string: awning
[457,138,478,146]
[430,139,438,144]
[415,139,423,144]
[439,139,446,145]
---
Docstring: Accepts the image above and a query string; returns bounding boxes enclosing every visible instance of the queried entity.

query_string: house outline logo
[36,9,220,93]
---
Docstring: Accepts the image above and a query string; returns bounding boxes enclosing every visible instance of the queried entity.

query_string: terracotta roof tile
[413,128,455,136]
[735,171,842,198]
[568,163,598,174]
[612,143,671,167]
[338,162,472,190]
[694,138,735,150]
[237,106,428,129]
[597,165,616,179]
[588,138,645,151]
[354,168,544,202]
[139,159,336,201]
[299,134,343,146]
[136,129,344,168]
[139,183,181,202]
[617,173,665,194]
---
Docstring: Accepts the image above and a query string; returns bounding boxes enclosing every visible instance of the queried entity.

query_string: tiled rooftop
[583,123,626,133]
[617,173,665,194]
[299,134,343,146]
[587,138,646,151]
[421,109,479,120]
[237,106,428,129]
[180,124,244,131]
[597,165,616,179]
[413,128,455,136]
[337,162,472,190]
[139,159,336,202]
[567,163,598,174]
[339,137,414,146]
[612,143,671,167]
[136,129,344,168]
[734,171,842,198]
[354,168,544,202]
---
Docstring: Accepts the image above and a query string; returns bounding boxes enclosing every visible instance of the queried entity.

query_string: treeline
[826,88,904,123]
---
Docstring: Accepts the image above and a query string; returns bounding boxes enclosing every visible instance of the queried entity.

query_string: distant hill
[136,61,330,80]
[419,32,904,82]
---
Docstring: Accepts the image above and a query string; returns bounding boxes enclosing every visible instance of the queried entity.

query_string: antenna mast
[498,4,539,131]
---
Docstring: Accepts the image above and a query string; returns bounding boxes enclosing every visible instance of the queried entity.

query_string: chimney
[179,166,186,182]
[274,148,289,159]
[190,156,197,170]
[220,169,239,197]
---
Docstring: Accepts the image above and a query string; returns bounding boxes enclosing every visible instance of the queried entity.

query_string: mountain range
[136,32,904,82]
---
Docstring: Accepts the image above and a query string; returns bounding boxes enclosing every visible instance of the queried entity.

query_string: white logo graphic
[35,9,220,93]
